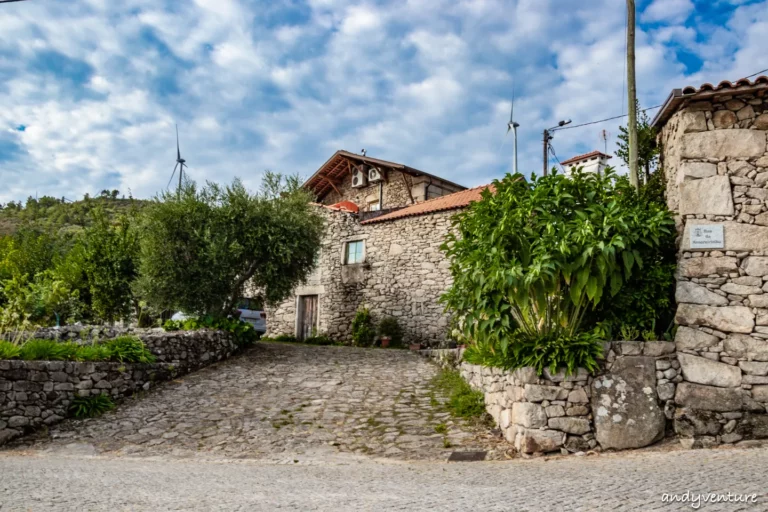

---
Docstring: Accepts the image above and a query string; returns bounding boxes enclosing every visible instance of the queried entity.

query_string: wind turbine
[506,84,520,175]
[167,124,187,196]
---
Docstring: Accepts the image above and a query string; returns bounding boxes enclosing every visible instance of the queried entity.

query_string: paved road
[1,446,768,511]
[5,343,502,461]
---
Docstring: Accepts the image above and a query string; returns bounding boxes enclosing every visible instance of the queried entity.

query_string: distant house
[560,151,612,176]
[266,150,490,346]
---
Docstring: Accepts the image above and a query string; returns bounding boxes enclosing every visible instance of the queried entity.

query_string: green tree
[136,173,324,317]
[81,210,140,323]
[616,101,659,184]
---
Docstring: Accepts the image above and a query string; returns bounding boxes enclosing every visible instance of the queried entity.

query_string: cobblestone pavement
[2,446,768,510]
[5,342,503,462]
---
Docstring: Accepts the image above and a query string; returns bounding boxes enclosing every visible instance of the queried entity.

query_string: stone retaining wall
[4,327,238,373]
[458,341,677,454]
[0,328,238,447]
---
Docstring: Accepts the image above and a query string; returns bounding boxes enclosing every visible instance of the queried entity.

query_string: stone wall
[659,89,768,448]
[320,168,463,212]
[267,207,456,346]
[0,328,238,447]
[458,341,677,454]
[6,326,239,373]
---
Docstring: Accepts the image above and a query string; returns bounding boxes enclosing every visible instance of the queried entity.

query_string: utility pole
[542,129,550,176]
[627,0,639,190]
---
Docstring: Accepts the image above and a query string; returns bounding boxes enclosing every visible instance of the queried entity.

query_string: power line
[555,105,662,132]
[746,68,768,79]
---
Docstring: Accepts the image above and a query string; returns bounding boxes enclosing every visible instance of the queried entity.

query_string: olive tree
[136,173,324,317]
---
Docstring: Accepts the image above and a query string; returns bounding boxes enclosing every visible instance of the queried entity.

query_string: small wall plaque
[690,224,724,249]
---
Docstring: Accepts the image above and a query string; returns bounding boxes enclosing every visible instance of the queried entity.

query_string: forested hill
[0,191,149,236]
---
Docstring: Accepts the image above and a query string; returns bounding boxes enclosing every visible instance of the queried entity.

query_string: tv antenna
[167,124,187,196]
[600,129,610,155]
[506,82,521,174]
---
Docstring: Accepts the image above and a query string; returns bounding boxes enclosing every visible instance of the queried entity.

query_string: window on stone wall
[344,240,365,264]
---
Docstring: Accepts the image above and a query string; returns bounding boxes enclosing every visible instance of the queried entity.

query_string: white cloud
[643,0,695,24]
[0,0,766,204]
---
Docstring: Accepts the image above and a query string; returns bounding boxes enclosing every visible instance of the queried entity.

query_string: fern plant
[69,394,115,418]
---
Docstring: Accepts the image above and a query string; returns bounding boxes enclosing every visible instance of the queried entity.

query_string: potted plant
[378,317,403,349]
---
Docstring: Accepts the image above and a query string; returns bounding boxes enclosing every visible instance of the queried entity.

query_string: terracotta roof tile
[560,151,612,166]
[361,184,493,225]
[652,75,768,128]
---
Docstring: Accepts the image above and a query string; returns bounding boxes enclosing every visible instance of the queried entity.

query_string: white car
[236,297,267,334]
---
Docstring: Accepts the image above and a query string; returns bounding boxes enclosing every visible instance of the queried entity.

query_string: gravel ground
[1,445,768,511]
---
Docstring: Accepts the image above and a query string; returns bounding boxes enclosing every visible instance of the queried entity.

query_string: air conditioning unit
[351,166,368,188]
[368,167,383,182]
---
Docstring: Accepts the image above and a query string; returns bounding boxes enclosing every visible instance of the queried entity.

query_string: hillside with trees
[0,190,149,236]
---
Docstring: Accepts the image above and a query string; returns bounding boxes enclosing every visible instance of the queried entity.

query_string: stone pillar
[660,92,768,446]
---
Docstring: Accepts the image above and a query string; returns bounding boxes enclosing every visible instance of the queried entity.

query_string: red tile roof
[327,200,359,213]
[652,75,768,128]
[560,151,612,166]
[361,184,493,225]
[681,75,768,95]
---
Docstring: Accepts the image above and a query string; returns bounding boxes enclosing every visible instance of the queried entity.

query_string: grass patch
[431,369,486,419]
[433,423,448,435]
[442,438,452,448]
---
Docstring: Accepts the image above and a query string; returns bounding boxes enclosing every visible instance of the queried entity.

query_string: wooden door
[298,295,318,341]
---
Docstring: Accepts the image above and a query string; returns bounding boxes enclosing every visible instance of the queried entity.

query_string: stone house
[266,150,488,346]
[653,75,768,438]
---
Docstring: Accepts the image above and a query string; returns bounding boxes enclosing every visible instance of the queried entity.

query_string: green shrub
[19,339,78,361]
[163,316,257,347]
[441,168,673,375]
[75,344,111,362]
[69,394,115,418]
[378,317,403,347]
[260,334,298,343]
[464,330,604,376]
[0,340,21,359]
[303,334,335,346]
[619,324,640,342]
[351,308,375,347]
[431,369,486,419]
[102,336,156,364]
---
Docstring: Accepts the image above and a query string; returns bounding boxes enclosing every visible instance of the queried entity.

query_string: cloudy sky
[1,0,767,203]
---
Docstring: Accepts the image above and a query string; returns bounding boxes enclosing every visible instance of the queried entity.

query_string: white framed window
[344,240,365,264]
[368,201,380,212]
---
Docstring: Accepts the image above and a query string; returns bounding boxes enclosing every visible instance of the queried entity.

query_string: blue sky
[0,0,767,203]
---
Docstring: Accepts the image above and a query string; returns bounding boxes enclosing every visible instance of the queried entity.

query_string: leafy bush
[351,308,375,347]
[0,340,21,359]
[441,168,673,375]
[259,334,298,343]
[101,336,156,364]
[431,369,486,419]
[69,394,115,418]
[378,317,403,347]
[463,330,604,376]
[19,339,78,361]
[163,316,257,347]
[618,324,640,342]
[75,343,111,362]
[588,172,676,339]
[303,334,335,346]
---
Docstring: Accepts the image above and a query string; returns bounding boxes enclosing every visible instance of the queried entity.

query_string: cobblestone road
[2,446,768,511]
[5,342,502,462]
